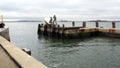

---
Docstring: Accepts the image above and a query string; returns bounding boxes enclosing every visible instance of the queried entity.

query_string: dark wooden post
[57,25,60,33]
[44,24,48,35]
[62,24,65,28]
[61,24,65,38]
[72,21,75,27]
[83,21,86,28]
[37,24,41,34]
[112,22,116,28]
[58,25,60,28]
[96,21,99,27]
[57,25,60,38]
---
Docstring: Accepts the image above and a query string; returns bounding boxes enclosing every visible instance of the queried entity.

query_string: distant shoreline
[4,20,120,22]
[3,20,120,22]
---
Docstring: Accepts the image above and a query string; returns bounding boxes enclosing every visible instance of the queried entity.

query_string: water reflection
[38,35,85,47]
[38,35,120,68]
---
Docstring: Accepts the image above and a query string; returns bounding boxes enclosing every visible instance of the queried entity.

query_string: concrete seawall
[0,35,47,68]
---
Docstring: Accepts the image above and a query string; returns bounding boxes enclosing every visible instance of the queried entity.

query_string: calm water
[6,22,120,68]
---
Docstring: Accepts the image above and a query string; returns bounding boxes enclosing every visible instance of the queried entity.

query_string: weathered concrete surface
[0,45,19,68]
[0,36,47,68]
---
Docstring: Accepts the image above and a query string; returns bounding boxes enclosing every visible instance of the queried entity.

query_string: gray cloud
[0,0,120,20]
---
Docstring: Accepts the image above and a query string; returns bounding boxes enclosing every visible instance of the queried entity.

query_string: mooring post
[112,22,116,28]
[57,25,60,33]
[96,21,99,27]
[61,24,65,38]
[57,25,60,37]
[62,24,65,28]
[37,24,41,34]
[83,21,86,28]
[58,25,60,28]
[72,21,75,27]
[44,24,48,35]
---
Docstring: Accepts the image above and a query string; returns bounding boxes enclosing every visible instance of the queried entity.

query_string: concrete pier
[38,21,120,38]
[0,35,47,68]
[0,45,19,68]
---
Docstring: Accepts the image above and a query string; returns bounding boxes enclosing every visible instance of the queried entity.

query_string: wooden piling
[96,21,99,27]
[112,22,116,28]
[58,25,60,28]
[44,25,48,35]
[37,24,41,34]
[83,21,86,27]
[56,25,59,37]
[62,24,65,28]
[72,21,75,27]
[61,24,65,38]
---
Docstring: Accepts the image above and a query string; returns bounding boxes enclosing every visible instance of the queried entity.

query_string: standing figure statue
[49,17,53,24]
[53,15,57,25]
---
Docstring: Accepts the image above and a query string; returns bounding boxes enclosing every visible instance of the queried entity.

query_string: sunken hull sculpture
[0,28,10,41]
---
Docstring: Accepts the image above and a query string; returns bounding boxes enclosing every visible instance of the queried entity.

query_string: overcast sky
[0,0,120,21]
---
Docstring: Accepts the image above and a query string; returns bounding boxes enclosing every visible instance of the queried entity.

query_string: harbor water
[6,22,120,68]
